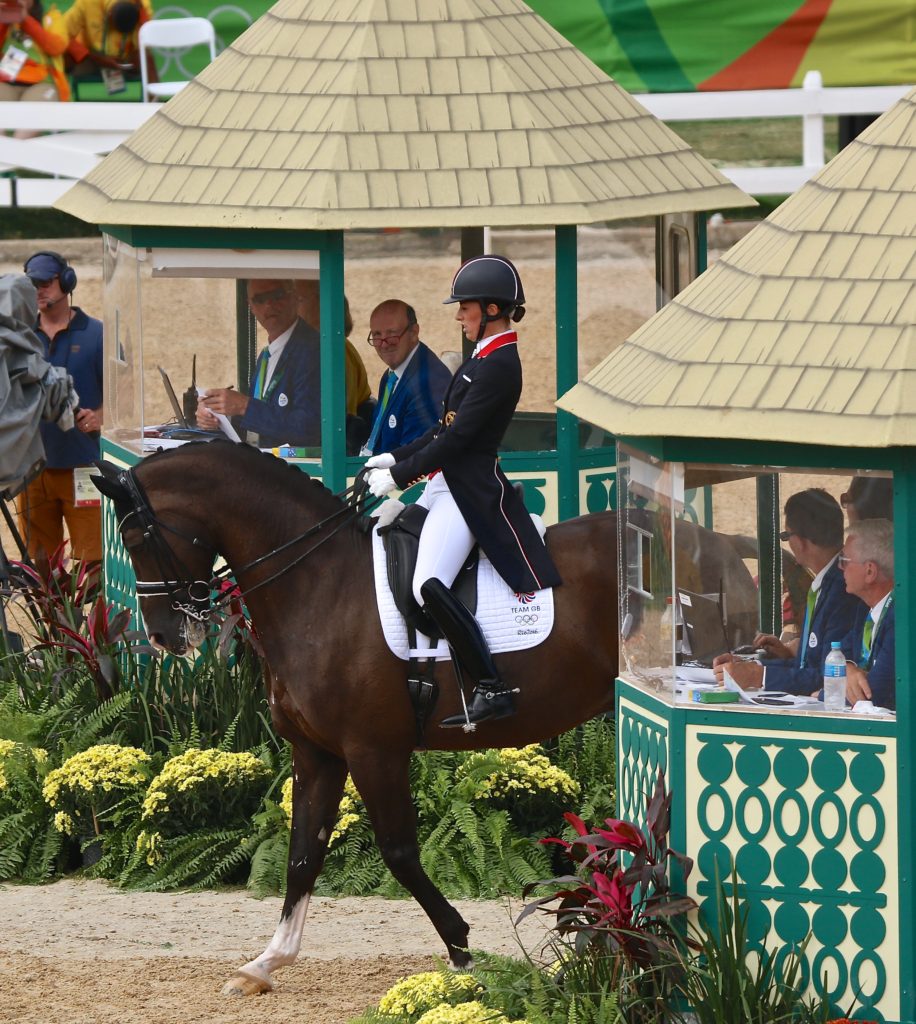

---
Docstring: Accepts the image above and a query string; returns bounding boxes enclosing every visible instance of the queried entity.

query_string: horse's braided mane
[142,439,347,513]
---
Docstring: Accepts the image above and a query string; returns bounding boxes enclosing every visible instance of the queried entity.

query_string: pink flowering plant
[519,770,697,972]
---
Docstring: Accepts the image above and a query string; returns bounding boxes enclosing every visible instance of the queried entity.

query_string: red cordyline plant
[12,542,151,700]
[520,770,698,971]
[11,541,101,639]
[36,595,152,700]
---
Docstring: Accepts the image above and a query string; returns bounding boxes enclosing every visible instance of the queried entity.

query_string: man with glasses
[836,518,895,709]
[198,279,321,448]
[361,299,450,456]
[714,488,863,695]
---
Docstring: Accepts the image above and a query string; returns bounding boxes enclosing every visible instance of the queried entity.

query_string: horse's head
[92,459,216,655]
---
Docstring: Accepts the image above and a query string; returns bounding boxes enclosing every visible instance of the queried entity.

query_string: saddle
[377,503,479,745]
[377,503,479,632]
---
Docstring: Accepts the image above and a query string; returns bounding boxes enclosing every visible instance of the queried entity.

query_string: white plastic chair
[139,17,217,102]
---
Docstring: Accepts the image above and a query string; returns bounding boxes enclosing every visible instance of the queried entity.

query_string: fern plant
[0,740,64,881]
[549,716,616,826]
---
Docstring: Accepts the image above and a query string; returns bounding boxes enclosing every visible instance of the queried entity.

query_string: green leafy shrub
[550,717,616,826]
[683,867,834,1024]
[42,743,153,837]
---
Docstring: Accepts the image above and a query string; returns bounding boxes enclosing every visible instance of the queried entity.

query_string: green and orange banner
[527,0,916,91]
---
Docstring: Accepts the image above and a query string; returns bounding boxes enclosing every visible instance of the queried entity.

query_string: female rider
[365,255,561,728]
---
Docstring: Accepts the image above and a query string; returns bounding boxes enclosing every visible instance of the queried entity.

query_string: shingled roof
[56,0,749,230]
[559,86,916,450]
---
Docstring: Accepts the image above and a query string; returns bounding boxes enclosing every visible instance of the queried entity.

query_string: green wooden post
[555,224,579,521]
[755,473,781,635]
[696,211,707,274]
[319,232,346,493]
[895,459,916,1021]
[235,279,255,391]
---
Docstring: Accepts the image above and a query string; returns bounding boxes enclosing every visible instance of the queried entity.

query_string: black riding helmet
[443,255,526,342]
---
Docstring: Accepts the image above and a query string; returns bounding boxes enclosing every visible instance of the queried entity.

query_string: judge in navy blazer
[836,518,896,709]
[363,299,451,455]
[714,488,862,695]
[198,280,321,448]
[762,556,861,694]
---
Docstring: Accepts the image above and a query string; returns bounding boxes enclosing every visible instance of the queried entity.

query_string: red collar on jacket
[475,331,517,359]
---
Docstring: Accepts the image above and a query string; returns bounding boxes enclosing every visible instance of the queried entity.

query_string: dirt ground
[0,879,549,1024]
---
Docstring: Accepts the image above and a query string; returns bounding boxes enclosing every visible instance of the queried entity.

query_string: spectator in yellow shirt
[0,0,70,114]
[293,280,376,453]
[64,0,156,88]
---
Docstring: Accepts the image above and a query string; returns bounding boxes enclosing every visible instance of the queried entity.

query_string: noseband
[114,467,377,625]
[116,469,214,623]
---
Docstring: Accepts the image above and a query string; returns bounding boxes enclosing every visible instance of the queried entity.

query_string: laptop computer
[158,365,189,428]
[677,587,729,666]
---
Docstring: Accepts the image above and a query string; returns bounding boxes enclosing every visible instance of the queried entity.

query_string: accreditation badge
[73,466,101,508]
[0,45,27,81]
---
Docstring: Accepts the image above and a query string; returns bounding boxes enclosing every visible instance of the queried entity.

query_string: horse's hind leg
[223,742,346,996]
[349,756,472,967]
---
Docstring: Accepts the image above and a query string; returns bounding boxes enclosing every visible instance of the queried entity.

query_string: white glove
[367,468,397,497]
[365,452,395,469]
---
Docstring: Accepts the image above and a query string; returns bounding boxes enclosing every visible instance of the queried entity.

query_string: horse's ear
[91,460,129,502]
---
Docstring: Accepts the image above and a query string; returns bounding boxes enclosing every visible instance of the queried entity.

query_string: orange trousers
[15,467,102,563]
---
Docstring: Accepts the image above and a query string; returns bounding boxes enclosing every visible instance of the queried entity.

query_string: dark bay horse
[93,442,620,995]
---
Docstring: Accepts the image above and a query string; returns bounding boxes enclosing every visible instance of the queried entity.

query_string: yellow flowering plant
[454,744,580,838]
[378,971,482,1022]
[140,748,271,840]
[415,1001,521,1024]
[41,744,153,836]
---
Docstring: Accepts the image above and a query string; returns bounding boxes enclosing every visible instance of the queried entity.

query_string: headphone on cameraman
[24,251,77,294]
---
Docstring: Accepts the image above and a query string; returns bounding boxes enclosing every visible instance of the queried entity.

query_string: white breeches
[412,473,476,606]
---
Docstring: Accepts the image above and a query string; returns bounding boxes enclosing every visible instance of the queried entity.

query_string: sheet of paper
[676,665,717,684]
[197,387,241,442]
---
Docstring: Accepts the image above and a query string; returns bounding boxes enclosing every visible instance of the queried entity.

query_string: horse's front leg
[223,742,346,996]
[349,756,472,967]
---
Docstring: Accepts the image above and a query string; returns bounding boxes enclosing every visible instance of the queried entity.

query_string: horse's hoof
[449,949,474,970]
[221,971,273,997]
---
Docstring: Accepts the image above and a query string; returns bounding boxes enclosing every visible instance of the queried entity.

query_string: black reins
[116,466,379,622]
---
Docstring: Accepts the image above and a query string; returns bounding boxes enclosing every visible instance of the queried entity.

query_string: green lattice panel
[100,445,142,621]
[617,695,669,829]
[688,726,899,1022]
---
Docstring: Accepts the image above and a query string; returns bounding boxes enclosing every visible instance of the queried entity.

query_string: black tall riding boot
[420,578,517,728]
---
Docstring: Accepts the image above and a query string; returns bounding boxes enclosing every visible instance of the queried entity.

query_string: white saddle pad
[371,523,554,661]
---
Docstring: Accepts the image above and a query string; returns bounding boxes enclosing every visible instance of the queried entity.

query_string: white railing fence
[635,71,910,197]
[0,72,911,208]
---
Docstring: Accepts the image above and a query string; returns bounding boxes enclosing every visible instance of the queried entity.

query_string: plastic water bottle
[823,642,847,711]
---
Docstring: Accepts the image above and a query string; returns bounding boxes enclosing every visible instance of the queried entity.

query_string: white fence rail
[0,102,157,207]
[1,72,912,208]
[635,71,911,197]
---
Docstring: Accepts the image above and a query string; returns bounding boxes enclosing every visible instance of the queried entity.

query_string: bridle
[114,467,378,625]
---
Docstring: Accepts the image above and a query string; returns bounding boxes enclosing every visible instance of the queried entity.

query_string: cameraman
[16,252,103,572]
